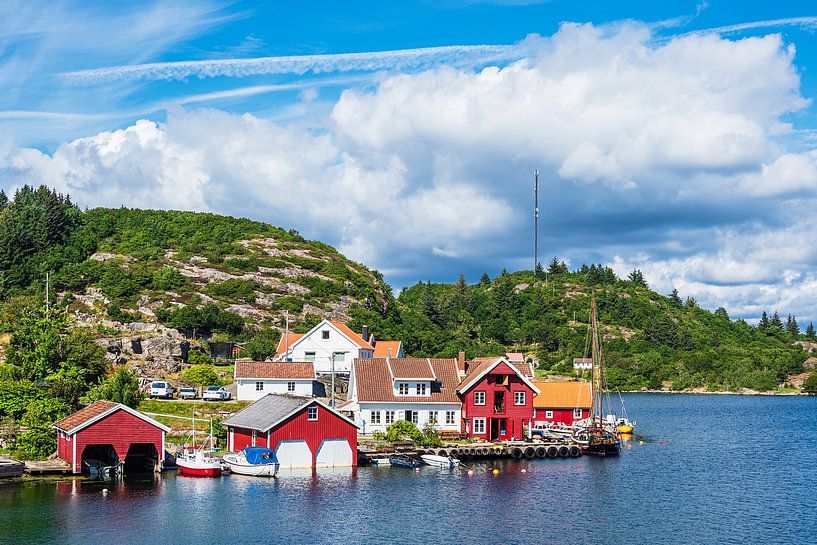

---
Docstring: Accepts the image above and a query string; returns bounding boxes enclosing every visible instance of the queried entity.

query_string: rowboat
[420,454,460,468]
[222,447,279,477]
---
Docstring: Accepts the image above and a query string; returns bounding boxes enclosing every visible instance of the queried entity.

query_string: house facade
[234,360,318,401]
[223,394,358,469]
[274,320,375,374]
[458,357,539,441]
[53,400,170,474]
[532,381,592,426]
[343,357,462,434]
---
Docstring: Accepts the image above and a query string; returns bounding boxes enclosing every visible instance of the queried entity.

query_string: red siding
[57,409,164,474]
[461,362,535,441]
[228,401,357,467]
[533,408,589,425]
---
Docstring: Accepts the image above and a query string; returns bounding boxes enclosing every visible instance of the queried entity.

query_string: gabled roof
[373,340,403,358]
[331,322,375,350]
[235,360,316,380]
[352,358,460,403]
[532,381,592,409]
[53,400,171,434]
[387,358,436,380]
[275,333,304,358]
[573,358,593,364]
[457,357,541,395]
[511,362,535,378]
[222,394,358,432]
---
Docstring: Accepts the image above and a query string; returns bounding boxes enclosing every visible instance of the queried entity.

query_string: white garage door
[315,439,353,468]
[275,440,313,469]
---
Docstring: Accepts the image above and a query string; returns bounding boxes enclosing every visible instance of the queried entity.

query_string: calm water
[1,394,816,545]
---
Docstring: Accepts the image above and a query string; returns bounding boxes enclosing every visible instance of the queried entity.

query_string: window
[473,418,486,434]
[474,391,486,405]
[384,410,395,424]
[445,411,456,425]
[332,352,345,365]
[574,408,583,419]
[514,391,525,405]
[370,410,381,424]
[411,411,418,425]
[545,410,554,418]
[416,383,427,395]
[287,381,296,392]
[307,407,318,421]
[304,352,316,362]
[255,381,264,391]
[322,330,330,340]
[251,429,257,446]
[398,383,409,395]
[428,411,438,424]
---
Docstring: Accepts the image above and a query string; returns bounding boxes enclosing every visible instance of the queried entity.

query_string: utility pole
[284,311,289,360]
[330,352,336,408]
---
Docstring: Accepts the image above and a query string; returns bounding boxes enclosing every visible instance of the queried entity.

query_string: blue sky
[2,0,817,324]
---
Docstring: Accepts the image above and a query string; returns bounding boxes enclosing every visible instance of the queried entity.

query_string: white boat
[222,447,280,477]
[371,458,391,466]
[420,454,460,468]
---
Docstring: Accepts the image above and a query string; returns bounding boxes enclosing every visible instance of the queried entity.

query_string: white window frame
[411,411,418,425]
[514,391,525,405]
[287,381,296,393]
[545,410,554,418]
[574,408,583,419]
[416,383,427,395]
[445,411,456,425]
[384,410,395,425]
[473,417,486,434]
[307,407,318,421]
[474,391,486,405]
[322,330,330,339]
[370,410,381,424]
[428,410,438,424]
[398,383,409,395]
[304,351,316,362]
[255,381,264,391]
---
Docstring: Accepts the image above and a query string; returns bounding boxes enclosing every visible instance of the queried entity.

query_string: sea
[1,394,815,545]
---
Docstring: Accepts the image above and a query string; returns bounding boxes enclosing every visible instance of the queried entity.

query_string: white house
[234,360,318,402]
[573,358,593,371]
[274,320,378,375]
[341,357,462,435]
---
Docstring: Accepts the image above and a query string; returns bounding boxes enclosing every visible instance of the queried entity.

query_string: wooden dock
[0,459,25,478]
[23,459,72,476]
[358,440,582,465]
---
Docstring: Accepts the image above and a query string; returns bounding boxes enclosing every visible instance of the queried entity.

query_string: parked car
[149,381,174,399]
[203,385,231,401]
[177,387,198,400]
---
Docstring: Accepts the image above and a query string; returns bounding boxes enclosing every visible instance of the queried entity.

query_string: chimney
[458,351,466,370]
[361,325,369,344]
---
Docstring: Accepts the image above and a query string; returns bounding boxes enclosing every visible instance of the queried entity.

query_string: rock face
[96,335,190,377]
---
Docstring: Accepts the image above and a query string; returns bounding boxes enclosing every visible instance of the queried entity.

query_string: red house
[532,381,592,425]
[223,394,358,469]
[457,357,540,441]
[53,400,170,475]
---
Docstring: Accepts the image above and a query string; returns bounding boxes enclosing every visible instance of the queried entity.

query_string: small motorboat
[420,454,460,468]
[388,455,422,468]
[370,458,391,466]
[176,448,222,477]
[222,447,280,477]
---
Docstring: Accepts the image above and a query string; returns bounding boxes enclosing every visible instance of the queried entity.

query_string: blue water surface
[1,394,815,545]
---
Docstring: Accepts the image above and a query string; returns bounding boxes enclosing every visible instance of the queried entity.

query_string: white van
[149,381,174,399]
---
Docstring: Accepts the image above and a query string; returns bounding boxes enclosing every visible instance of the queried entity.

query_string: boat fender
[511,447,523,459]
[558,446,569,457]
[437,449,448,457]
[547,446,558,458]
[535,447,547,458]
[524,447,536,458]
[449,448,459,457]
[569,445,581,457]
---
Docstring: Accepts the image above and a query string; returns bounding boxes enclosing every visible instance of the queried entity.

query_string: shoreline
[621,389,811,397]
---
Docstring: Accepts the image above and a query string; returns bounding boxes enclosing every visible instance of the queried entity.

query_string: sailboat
[607,391,636,434]
[572,289,621,457]
[176,417,222,477]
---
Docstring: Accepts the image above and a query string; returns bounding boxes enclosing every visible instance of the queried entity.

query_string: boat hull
[177,463,221,477]
[616,425,634,434]
[222,455,279,477]
[388,456,422,468]
[420,455,460,468]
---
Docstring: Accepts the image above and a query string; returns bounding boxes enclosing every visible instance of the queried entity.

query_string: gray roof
[222,394,311,432]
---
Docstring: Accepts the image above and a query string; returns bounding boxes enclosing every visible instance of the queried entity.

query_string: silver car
[177,387,198,400]
[202,385,231,401]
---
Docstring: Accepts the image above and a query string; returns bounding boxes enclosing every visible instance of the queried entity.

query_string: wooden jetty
[0,458,25,478]
[23,459,72,476]
[358,440,581,465]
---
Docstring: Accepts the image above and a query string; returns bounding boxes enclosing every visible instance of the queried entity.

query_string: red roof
[53,400,118,432]
[512,362,535,378]
[332,322,374,350]
[388,358,436,380]
[235,360,315,379]
[352,358,460,403]
[373,340,402,358]
[533,381,592,409]
[275,333,304,357]
[457,357,540,394]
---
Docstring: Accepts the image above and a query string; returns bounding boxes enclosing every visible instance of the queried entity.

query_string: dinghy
[420,454,460,468]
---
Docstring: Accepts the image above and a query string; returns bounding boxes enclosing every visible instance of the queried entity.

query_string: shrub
[803,372,817,394]
[182,364,222,387]
[152,267,186,290]
[84,367,143,408]
[186,350,211,365]
[209,279,258,303]
[244,329,282,361]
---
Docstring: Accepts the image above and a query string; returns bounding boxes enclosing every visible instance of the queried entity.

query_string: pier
[358,440,582,465]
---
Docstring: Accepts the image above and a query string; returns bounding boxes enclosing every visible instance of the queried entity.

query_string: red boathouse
[532,381,592,425]
[458,357,540,441]
[53,400,170,474]
[223,394,358,469]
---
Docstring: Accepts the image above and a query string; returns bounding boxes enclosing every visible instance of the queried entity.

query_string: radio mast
[534,170,539,276]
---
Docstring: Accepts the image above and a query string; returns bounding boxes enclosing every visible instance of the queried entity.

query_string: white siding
[392,381,433,397]
[236,379,315,401]
[354,402,462,434]
[282,322,371,374]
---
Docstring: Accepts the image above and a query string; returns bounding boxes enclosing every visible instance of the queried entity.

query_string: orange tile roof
[53,400,119,432]
[506,352,524,362]
[532,381,592,409]
[353,358,460,403]
[387,358,436,379]
[373,340,402,358]
[236,360,315,379]
[275,333,304,357]
[511,362,535,378]
[331,322,375,350]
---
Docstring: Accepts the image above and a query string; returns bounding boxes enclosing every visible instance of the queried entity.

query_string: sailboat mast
[590,290,597,422]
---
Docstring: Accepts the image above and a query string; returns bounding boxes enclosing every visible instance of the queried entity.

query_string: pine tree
[534,262,545,280]
[758,311,770,331]
[422,281,441,325]
[627,269,647,288]
[547,256,562,275]
[0,189,8,210]
[770,311,783,330]
[806,322,816,340]
[685,296,697,309]
[669,288,682,307]
[479,272,491,286]
[786,315,800,338]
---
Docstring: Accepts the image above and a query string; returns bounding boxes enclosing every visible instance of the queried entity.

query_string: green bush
[152,267,186,290]
[187,350,211,365]
[14,428,57,460]
[84,367,143,408]
[244,329,282,361]
[209,279,258,303]
[182,365,222,387]
[803,372,817,394]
